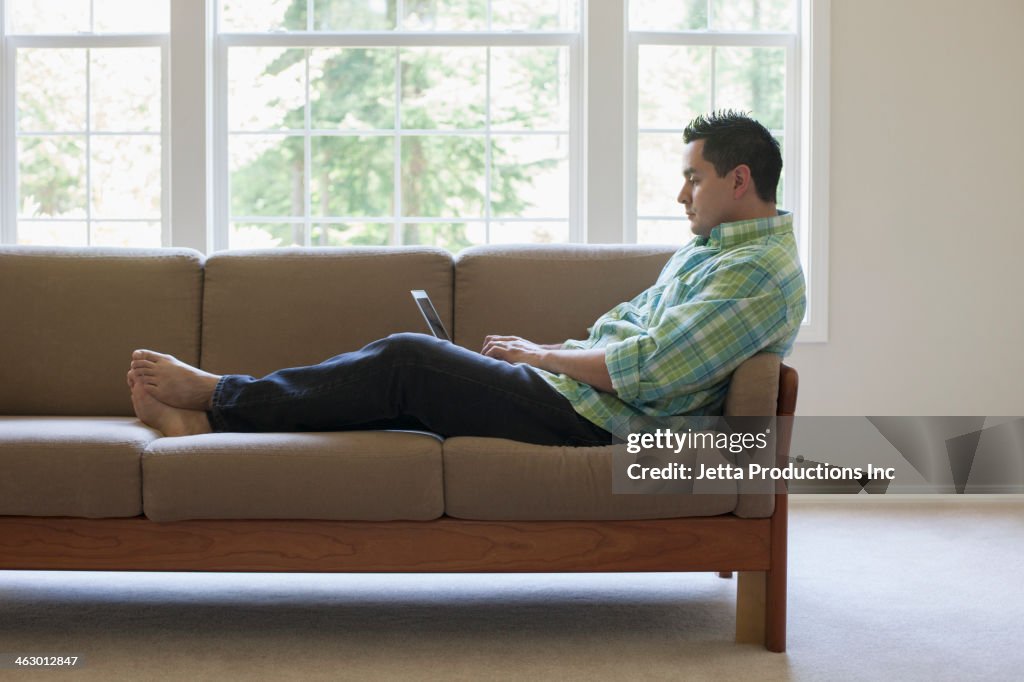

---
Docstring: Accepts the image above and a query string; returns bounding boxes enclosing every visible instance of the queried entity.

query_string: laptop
[410,290,451,342]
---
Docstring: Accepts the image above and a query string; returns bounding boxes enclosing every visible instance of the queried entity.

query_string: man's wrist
[536,348,557,373]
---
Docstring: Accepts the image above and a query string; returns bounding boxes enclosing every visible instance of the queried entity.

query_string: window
[1,0,168,247]
[215,0,580,251]
[1,0,827,340]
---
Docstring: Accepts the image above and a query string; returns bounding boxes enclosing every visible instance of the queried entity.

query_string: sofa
[0,244,796,652]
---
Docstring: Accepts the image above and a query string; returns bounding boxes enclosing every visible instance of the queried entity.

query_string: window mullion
[1,20,17,244]
[484,45,491,244]
[303,48,311,246]
[171,0,213,252]
[392,47,401,246]
[85,47,91,245]
[583,0,626,243]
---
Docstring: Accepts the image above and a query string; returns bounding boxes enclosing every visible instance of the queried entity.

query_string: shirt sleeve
[604,259,789,405]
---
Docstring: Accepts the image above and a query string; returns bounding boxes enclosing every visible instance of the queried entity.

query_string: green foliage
[19,137,85,216]
[230,0,560,250]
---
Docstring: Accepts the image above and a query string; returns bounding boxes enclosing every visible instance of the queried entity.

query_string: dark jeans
[207,332,612,447]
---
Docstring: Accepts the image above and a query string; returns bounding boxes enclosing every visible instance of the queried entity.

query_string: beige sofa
[0,244,796,652]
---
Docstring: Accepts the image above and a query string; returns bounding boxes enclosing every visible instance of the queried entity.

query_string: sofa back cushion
[0,247,203,416]
[453,244,677,351]
[200,247,453,377]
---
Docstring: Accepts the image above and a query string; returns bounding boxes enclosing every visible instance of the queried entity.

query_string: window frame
[0,7,170,247]
[210,2,583,252]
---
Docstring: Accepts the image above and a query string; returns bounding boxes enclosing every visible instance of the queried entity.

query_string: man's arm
[481,335,615,395]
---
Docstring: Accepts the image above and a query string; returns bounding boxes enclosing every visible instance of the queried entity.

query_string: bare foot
[131,382,212,437]
[130,349,221,410]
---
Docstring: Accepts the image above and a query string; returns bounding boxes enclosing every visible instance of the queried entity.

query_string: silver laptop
[410,290,451,342]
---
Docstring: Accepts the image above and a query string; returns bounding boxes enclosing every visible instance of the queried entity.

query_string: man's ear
[732,165,753,199]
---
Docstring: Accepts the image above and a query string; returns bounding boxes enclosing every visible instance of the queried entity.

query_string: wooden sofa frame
[0,367,796,652]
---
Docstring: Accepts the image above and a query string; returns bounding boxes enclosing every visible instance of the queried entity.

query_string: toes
[132,349,166,362]
[131,359,157,371]
[129,368,154,384]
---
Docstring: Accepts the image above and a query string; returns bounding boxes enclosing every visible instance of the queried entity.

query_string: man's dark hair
[683,110,782,204]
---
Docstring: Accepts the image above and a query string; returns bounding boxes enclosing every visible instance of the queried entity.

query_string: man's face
[676,140,737,238]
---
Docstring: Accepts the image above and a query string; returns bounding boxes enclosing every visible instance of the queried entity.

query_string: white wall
[789,0,1024,415]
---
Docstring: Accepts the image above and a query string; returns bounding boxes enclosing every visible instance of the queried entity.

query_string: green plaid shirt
[534,211,805,439]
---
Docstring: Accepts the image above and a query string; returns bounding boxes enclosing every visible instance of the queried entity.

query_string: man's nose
[677,186,689,204]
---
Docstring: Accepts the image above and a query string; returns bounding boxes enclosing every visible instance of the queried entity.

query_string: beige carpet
[1,498,1022,681]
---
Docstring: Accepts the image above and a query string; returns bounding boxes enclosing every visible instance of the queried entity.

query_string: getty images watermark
[612,416,1024,494]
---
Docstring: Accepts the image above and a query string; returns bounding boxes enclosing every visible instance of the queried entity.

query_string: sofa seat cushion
[443,438,737,520]
[0,417,155,517]
[142,431,444,522]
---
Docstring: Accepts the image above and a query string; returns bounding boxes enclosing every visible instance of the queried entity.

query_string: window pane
[491,135,569,218]
[638,46,709,130]
[221,0,306,31]
[491,0,580,30]
[311,136,394,217]
[314,0,395,30]
[17,49,87,132]
[401,137,485,218]
[637,132,684,218]
[17,221,88,246]
[10,0,90,33]
[230,135,305,217]
[229,223,305,248]
[310,48,394,130]
[92,222,162,247]
[401,223,476,252]
[94,0,169,32]
[18,136,87,219]
[401,48,486,130]
[91,136,161,219]
[91,49,162,132]
[715,47,786,131]
[402,0,487,31]
[491,48,569,131]
[630,0,707,31]
[312,223,391,246]
[489,221,569,244]
[229,48,306,131]
[711,0,794,32]
[637,219,687,245]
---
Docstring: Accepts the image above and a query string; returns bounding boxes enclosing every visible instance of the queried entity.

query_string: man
[128,110,805,444]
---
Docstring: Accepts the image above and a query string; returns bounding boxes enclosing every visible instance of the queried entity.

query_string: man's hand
[481,335,616,395]
[481,335,548,366]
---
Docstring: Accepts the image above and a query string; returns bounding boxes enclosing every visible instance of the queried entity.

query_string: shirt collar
[694,210,793,249]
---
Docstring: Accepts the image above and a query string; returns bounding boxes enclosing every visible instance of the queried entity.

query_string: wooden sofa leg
[764,564,787,653]
[737,515,787,651]
[735,571,766,645]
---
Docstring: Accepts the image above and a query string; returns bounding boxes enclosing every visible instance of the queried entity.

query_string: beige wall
[788,0,1024,415]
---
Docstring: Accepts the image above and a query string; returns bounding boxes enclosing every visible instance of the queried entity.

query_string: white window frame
[210,1,583,252]
[0,4,170,247]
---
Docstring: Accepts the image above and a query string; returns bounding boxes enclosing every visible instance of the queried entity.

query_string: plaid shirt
[534,211,806,439]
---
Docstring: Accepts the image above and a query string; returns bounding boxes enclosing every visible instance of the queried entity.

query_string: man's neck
[724,203,778,225]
